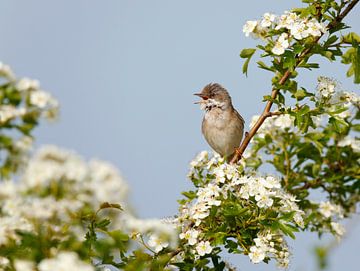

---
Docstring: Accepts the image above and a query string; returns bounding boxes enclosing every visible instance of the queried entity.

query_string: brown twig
[230,0,359,164]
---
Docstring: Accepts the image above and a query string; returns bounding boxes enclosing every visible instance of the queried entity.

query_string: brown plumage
[195,83,245,159]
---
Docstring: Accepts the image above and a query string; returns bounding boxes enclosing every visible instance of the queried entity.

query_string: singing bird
[195,83,245,159]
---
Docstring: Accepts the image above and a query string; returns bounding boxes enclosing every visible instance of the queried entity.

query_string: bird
[194,83,245,160]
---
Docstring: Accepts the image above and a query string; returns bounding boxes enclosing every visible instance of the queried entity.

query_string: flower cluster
[315,76,360,121]
[0,62,59,178]
[317,201,346,239]
[179,152,305,267]
[0,145,130,270]
[0,144,183,270]
[249,231,290,268]
[243,11,326,55]
[249,114,295,138]
[317,76,338,98]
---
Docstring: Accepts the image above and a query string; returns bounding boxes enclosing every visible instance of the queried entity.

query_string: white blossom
[319,201,343,218]
[274,114,294,129]
[261,13,276,28]
[16,78,40,91]
[179,229,199,246]
[148,234,169,253]
[243,20,258,37]
[0,256,10,268]
[255,193,274,208]
[0,105,26,123]
[290,21,309,40]
[249,246,266,263]
[307,19,326,36]
[0,62,15,81]
[190,151,208,168]
[338,135,360,152]
[331,222,345,238]
[272,33,289,55]
[261,176,281,189]
[30,90,53,108]
[196,241,213,256]
[14,260,35,271]
[317,76,337,98]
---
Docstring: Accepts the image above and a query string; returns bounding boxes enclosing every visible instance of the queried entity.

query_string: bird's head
[194,83,232,111]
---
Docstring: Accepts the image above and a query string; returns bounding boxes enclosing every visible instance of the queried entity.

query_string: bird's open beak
[194,93,209,104]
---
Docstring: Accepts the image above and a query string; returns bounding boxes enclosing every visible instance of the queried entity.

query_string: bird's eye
[202,96,209,100]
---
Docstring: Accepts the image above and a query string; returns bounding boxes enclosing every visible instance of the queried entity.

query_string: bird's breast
[202,108,244,157]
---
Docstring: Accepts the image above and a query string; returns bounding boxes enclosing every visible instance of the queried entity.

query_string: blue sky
[0,1,359,270]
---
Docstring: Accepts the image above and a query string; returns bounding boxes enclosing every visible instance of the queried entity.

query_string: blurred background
[0,0,359,270]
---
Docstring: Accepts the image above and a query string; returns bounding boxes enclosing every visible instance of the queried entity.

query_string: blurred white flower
[319,201,343,218]
[243,20,258,37]
[16,78,40,91]
[148,234,169,253]
[15,136,33,152]
[190,151,208,168]
[30,90,53,108]
[294,213,305,228]
[0,256,10,268]
[249,245,266,263]
[38,252,94,271]
[0,105,26,123]
[338,135,360,152]
[274,114,294,129]
[14,260,35,271]
[196,241,212,256]
[0,62,15,81]
[330,222,345,238]
[317,76,337,98]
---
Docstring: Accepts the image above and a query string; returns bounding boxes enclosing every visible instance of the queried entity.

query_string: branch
[230,0,359,164]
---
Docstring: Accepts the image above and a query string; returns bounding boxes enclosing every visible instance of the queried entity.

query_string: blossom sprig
[178,152,306,268]
[243,76,359,246]
[243,11,326,56]
[0,62,59,178]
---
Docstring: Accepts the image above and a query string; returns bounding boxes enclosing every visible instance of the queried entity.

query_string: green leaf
[283,51,296,70]
[100,202,123,211]
[240,48,256,58]
[181,190,197,200]
[342,32,360,44]
[298,62,320,70]
[257,61,275,72]
[341,43,360,84]
[329,117,348,133]
[96,219,111,230]
[324,35,338,47]
[274,221,297,239]
[240,48,256,76]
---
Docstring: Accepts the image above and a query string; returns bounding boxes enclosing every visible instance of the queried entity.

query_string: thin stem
[283,142,291,187]
[139,234,156,254]
[230,0,359,164]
